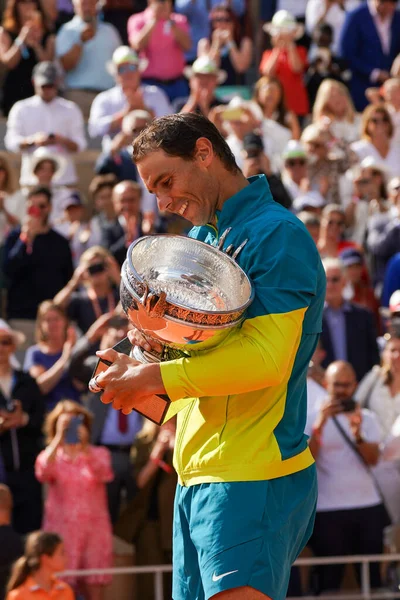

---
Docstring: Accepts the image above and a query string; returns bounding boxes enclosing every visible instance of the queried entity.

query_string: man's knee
[211,586,272,600]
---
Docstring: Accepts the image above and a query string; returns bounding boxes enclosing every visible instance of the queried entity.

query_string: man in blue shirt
[56,0,121,117]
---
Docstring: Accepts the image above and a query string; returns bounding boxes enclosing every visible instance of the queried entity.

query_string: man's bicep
[160,307,307,400]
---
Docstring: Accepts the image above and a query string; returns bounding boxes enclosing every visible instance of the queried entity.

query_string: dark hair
[7,531,62,593]
[2,0,51,35]
[89,174,118,200]
[253,75,289,127]
[209,3,242,45]
[315,22,333,37]
[132,113,239,174]
[27,185,52,204]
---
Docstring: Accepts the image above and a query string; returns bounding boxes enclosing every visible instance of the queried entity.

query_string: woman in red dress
[259,10,309,119]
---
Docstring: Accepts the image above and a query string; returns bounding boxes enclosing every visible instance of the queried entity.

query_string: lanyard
[87,288,115,320]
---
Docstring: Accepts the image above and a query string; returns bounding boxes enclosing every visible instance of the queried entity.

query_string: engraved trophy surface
[118,234,254,423]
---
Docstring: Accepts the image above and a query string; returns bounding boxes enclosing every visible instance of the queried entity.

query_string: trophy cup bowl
[120,234,254,363]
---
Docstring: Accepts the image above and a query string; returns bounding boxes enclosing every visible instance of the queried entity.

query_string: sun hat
[106,46,148,76]
[0,320,25,348]
[30,147,67,182]
[282,140,307,161]
[263,10,305,40]
[184,56,227,84]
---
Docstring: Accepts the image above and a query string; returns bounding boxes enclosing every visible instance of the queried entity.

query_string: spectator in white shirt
[88,45,171,153]
[4,61,87,188]
[351,103,400,178]
[306,360,387,594]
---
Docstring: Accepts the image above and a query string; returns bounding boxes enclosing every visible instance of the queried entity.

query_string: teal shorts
[173,464,317,600]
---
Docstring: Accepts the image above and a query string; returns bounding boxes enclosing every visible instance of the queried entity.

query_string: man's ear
[194,137,214,168]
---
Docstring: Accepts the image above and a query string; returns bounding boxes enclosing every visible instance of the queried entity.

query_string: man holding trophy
[93,113,326,600]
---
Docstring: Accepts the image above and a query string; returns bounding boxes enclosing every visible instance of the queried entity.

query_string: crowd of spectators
[2,0,400,598]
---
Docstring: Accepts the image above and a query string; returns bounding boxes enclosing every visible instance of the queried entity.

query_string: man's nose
[157,193,172,212]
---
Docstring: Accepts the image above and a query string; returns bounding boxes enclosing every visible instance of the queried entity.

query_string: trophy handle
[141,283,168,318]
[218,228,249,262]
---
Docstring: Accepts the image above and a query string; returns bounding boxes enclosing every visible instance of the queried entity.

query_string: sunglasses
[0,338,13,346]
[327,219,345,227]
[326,276,342,283]
[286,159,306,167]
[370,117,390,124]
[87,262,106,275]
[117,64,138,74]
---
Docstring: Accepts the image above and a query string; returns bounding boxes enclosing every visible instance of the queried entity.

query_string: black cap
[243,132,264,152]
[33,61,58,87]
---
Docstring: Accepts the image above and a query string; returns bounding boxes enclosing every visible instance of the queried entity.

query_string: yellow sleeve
[160,308,306,401]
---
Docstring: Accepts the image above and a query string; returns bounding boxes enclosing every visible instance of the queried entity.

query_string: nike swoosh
[212,570,239,582]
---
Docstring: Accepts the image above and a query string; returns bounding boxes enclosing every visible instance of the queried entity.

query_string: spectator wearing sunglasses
[281,140,309,202]
[319,258,380,381]
[175,0,245,64]
[89,46,171,154]
[3,187,73,352]
[340,0,400,111]
[0,320,44,535]
[197,4,252,87]
[4,62,87,189]
[53,246,120,336]
[317,203,360,259]
[351,105,400,179]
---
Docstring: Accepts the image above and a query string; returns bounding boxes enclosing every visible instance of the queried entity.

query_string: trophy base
[131,344,188,364]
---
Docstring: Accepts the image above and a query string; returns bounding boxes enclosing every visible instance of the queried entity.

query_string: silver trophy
[103,233,254,423]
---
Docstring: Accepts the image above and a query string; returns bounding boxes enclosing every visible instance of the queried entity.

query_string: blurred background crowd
[2,0,400,598]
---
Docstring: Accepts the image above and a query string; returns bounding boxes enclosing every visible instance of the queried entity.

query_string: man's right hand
[80,23,96,43]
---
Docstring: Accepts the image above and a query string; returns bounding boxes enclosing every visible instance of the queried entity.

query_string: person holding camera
[35,400,113,600]
[306,360,387,594]
[54,246,120,335]
[68,313,144,523]
[4,61,87,188]
[0,320,44,535]
[241,132,292,209]
[3,187,74,353]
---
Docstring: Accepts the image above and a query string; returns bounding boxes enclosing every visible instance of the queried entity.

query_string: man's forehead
[138,152,182,189]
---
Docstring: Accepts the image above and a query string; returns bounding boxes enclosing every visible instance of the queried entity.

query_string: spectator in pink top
[128,0,192,104]
[35,400,113,600]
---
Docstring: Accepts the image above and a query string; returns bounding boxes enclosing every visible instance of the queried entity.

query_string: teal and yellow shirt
[160,175,326,486]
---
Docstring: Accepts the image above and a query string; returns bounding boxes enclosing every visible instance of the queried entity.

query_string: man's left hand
[96,348,152,414]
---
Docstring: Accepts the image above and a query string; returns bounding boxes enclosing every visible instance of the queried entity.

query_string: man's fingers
[96,348,120,363]
[127,328,152,351]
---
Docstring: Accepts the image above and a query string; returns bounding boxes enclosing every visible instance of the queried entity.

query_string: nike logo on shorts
[212,570,239,582]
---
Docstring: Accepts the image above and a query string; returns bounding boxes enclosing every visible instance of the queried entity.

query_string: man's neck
[214,169,249,217]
